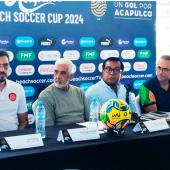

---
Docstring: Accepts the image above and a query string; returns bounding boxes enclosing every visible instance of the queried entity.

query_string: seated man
[0,50,28,131]
[37,58,89,126]
[139,55,170,113]
[85,57,136,113]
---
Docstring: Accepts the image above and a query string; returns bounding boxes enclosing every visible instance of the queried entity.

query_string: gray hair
[160,55,170,61]
[54,58,74,74]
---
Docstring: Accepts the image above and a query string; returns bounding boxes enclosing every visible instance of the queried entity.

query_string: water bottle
[35,100,46,139]
[89,97,100,128]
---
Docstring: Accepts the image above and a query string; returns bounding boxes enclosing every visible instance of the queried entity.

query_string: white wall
[156,1,170,61]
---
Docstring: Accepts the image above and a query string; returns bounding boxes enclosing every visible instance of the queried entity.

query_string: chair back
[135,95,142,116]
[32,99,38,115]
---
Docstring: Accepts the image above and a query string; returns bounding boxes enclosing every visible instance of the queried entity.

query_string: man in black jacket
[139,55,170,113]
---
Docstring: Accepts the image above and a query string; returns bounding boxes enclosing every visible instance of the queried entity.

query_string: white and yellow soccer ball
[100,99,131,130]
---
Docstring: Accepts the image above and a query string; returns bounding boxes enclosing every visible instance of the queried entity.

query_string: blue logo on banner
[0,36,10,48]
[24,86,35,97]
[133,80,146,89]
[80,82,94,92]
[79,37,95,47]
[117,38,130,47]
[60,37,76,47]
[15,36,34,47]
[133,37,147,47]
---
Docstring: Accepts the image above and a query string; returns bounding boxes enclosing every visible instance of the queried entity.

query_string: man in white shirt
[0,50,28,131]
[86,57,136,113]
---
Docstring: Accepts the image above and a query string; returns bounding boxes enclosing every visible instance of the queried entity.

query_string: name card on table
[77,121,106,131]
[57,127,100,143]
[133,118,169,133]
[143,118,169,132]
[0,134,44,151]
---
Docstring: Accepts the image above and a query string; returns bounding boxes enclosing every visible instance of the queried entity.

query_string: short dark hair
[0,50,9,60]
[102,57,124,71]
[160,55,170,61]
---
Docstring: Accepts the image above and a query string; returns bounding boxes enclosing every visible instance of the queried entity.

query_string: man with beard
[0,50,28,131]
[85,57,136,113]
[37,58,89,126]
[139,55,170,113]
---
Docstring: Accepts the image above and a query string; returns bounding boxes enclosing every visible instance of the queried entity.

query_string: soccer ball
[100,99,131,130]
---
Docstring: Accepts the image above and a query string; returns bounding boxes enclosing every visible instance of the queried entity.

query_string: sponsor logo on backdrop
[117,38,130,47]
[73,64,77,73]
[133,79,146,89]
[82,50,98,60]
[79,63,96,73]
[8,67,12,76]
[60,38,76,46]
[133,62,147,71]
[15,36,34,47]
[24,86,35,97]
[17,51,35,61]
[63,50,80,60]
[38,51,61,61]
[4,1,55,13]
[113,2,153,20]
[16,65,35,76]
[133,37,147,47]
[0,36,10,48]
[100,50,119,60]
[98,63,103,72]
[38,64,54,75]
[79,37,95,47]
[99,38,112,46]
[91,1,107,18]
[39,37,55,47]
[26,100,34,111]
[7,51,14,61]
[80,82,94,92]
[137,50,151,59]
[121,50,135,59]
[123,62,131,72]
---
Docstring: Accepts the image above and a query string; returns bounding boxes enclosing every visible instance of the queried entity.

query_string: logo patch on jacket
[8,93,17,101]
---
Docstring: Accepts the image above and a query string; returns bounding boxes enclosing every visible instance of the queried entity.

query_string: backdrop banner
[0,1,156,126]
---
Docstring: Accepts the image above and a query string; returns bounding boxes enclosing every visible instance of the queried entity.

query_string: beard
[54,80,69,89]
[0,72,7,83]
[104,80,119,87]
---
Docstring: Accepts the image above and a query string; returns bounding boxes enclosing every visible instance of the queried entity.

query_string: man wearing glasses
[139,55,170,113]
[85,57,136,113]
[0,50,28,131]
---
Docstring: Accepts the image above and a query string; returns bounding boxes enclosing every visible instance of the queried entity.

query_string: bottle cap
[37,100,43,106]
[90,96,99,102]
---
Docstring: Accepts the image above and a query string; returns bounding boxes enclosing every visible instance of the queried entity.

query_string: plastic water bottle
[89,97,100,128]
[35,100,46,139]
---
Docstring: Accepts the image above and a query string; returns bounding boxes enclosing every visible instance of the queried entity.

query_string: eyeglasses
[104,66,122,74]
[156,66,170,73]
[0,63,9,70]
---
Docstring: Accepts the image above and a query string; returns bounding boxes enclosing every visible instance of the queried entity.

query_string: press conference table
[1,124,170,170]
